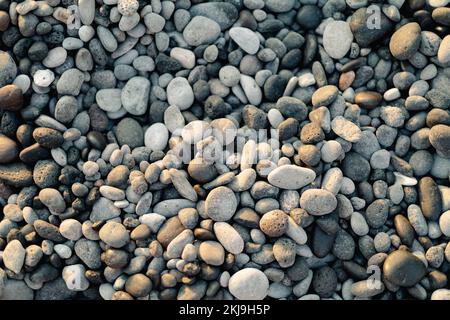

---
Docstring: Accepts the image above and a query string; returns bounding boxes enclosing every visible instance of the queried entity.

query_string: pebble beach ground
[0,0,450,301]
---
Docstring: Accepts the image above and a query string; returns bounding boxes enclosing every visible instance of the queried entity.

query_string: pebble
[167,77,194,111]
[331,116,362,142]
[389,22,422,60]
[183,16,221,47]
[300,189,337,216]
[323,21,353,59]
[259,210,289,237]
[267,165,316,190]
[42,47,67,69]
[213,222,244,255]
[190,2,237,30]
[144,123,168,151]
[198,241,225,266]
[439,210,450,237]
[205,186,237,221]
[96,88,122,113]
[170,48,195,70]
[0,0,447,302]
[228,268,269,300]
[383,250,427,287]
[121,77,150,115]
[0,134,18,163]
[99,221,130,248]
[39,188,65,214]
[3,240,26,274]
[229,27,260,55]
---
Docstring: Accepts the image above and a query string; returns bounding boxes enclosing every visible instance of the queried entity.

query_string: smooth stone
[323,21,353,59]
[166,229,194,259]
[170,47,195,69]
[228,268,269,300]
[121,77,150,115]
[349,7,394,47]
[267,165,316,190]
[167,77,194,111]
[3,240,25,274]
[90,197,121,222]
[169,169,197,202]
[96,89,122,113]
[0,84,23,111]
[39,188,65,214]
[437,35,450,64]
[115,117,144,148]
[419,176,442,221]
[430,125,450,158]
[439,210,450,237]
[389,22,421,60]
[383,250,427,287]
[62,264,89,291]
[78,0,95,25]
[56,69,84,95]
[205,186,237,221]
[153,199,196,218]
[182,16,221,46]
[0,134,18,163]
[42,47,67,68]
[0,51,17,87]
[144,123,168,151]
[229,27,260,55]
[213,222,244,255]
[99,221,130,248]
[240,74,262,105]
[331,116,362,142]
[300,189,337,216]
[198,241,225,266]
[190,2,238,30]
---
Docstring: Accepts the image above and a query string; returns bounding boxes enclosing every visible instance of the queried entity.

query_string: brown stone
[0,11,10,32]
[354,91,382,109]
[338,71,355,91]
[156,216,185,248]
[0,85,23,111]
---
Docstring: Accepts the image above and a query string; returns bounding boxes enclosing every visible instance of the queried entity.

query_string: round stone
[99,221,130,248]
[182,16,221,46]
[229,27,260,55]
[144,123,168,151]
[116,118,144,148]
[0,51,18,87]
[389,22,421,60]
[166,77,194,111]
[121,77,150,116]
[33,69,54,87]
[259,210,289,237]
[323,21,353,59]
[383,250,427,287]
[198,241,225,266]
[125,274,152,298]
[439,210,450,237]
[96,88,122,112]
[0,134,18,164]
[205,186,237,221]
[0,84,23,111]
[39,188,66,214]
[430,124,450,158]
[228,268,269,300]
[300,189,337,216]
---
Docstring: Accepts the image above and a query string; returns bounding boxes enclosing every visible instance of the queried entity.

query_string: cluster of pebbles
[0,0,450,301]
